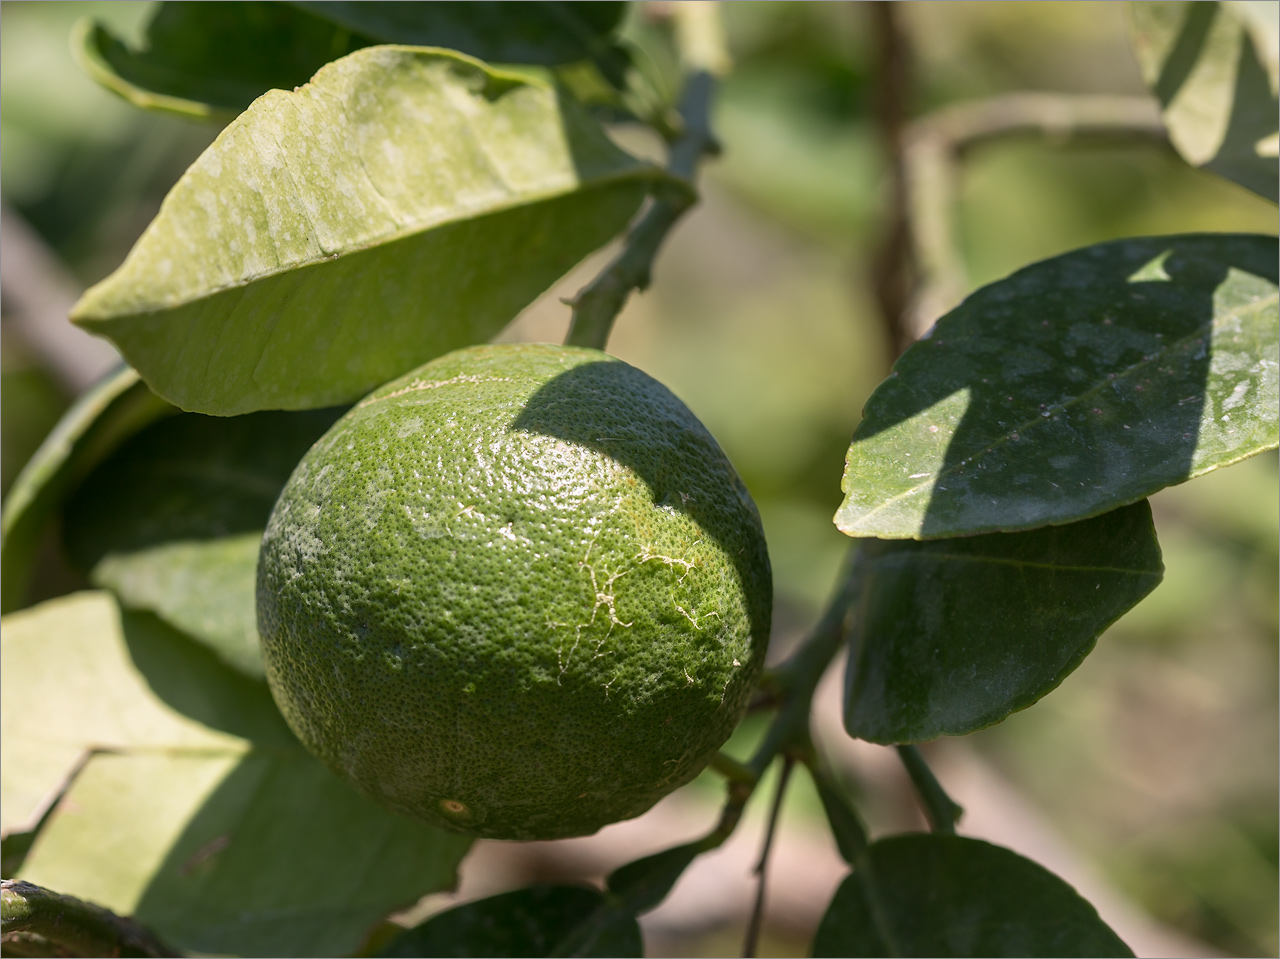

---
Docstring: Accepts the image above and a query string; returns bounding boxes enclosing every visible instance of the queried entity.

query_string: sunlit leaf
[71,46,666,416]
[0,367,174,613]
[836,234,1278,539]
[1,592,287,837]
[1128,1,1279,202]
[2,592,472,957]
[62,407,346,678]
[378,885,642,958]
[843,502,1163,744]
[812,834,1133,957]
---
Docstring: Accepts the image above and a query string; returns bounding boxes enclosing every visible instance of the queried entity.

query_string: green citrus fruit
[257,343,771,840]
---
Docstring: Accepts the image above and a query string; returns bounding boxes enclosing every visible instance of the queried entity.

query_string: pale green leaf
[19,751,471,958]
[3,591,473,956]
[1128,1,1279,201]
[0,592,285,835]
[71,46,665,415]
[87,535,263,678]
[62,407,346,678]
[812,835,1133,957]
[843,502,1163,744]
[836,234,1278,539]
[0,367,174,613]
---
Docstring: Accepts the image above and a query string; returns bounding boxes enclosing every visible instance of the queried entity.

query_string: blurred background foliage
[2,1,1276,956]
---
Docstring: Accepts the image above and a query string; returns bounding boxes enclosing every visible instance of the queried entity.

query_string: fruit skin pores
[257,343,772,840]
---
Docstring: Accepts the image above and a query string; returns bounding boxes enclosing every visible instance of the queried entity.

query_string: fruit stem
[564,7,724,352]
[1,879,177,957]
[710,751,756,785]
[896,745,963,834]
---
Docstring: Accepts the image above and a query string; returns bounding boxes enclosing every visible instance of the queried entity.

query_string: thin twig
[1,879,177,957]
[741,755,795,959]
[895,744,963,834]
[902,92,1167,340]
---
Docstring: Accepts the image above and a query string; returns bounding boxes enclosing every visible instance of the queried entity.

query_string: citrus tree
[1,2,1276,957]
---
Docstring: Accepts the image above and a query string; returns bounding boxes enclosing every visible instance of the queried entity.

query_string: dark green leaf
[843,502,1162,744]
[72,3,369,121]
[538,844,701,958]
[378,885,642,959]
[71,47,664,416]
[836,234,1278,539]
[1128,1,1279,202]
[1,366,174,613]
[605,842,702,915]
[812,834,1133,957]
[3,592,472,958]
[74,2,630,122]
[1,832,37,880]
[293,2,631,85]
[62,407,346,678]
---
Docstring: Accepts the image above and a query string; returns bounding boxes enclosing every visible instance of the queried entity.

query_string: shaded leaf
[86,535,263,678]
[605,842,702,915]
[1,367,174,614]
[836,234,1278,539]
[843,502,1162,744]
[1128,1,1279,202]
[2,832,37,879]
[292,2,631,85]
[2,592,472,957]
[509,842,702,958]
[72,3,369,122]
[377,885,642,958]
[75,3,629,122]
[71,46,663,416]
[62,407,346,678]
[812,834,1133,957]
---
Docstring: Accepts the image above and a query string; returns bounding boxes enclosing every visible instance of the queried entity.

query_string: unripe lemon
[257,343,771,840]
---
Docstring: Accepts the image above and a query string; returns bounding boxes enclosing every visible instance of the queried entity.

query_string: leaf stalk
[895,744,963,834]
